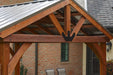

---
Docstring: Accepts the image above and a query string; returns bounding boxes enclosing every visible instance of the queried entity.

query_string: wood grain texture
[71,17,85,36]
[15,43,21,75]
[8,43,32,75]
[64,5,71,34]
[3,34,109,43]
[49,13,65,35]
[0,0,69,38]
[0,43,10,75]
[70,0,113,39]
[100,42,106,75]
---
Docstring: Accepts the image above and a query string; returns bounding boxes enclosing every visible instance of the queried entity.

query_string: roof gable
[0,0,112,40]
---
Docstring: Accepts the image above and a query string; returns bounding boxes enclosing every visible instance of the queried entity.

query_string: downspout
[35,43,38,75]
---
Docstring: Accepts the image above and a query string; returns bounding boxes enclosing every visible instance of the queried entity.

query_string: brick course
[22,43,83,75]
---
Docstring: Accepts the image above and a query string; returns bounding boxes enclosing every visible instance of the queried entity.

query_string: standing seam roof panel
[0,0,60,31]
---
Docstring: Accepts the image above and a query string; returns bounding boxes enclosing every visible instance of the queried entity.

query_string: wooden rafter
[3,34,109,43]
[71,12,81,16]
[8,43,32,75]
[0,0,69,38]
[82,24,94,28]
[64,5,71,34]
[21,28,37,34]
[70,0,113,39]
[71,17,85,36]
[49,13,65,35]
[36,25,53,35]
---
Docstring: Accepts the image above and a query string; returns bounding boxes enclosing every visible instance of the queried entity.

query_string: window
[61,43,69,62]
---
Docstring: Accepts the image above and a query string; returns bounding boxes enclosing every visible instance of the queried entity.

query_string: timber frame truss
[0,0,113,75]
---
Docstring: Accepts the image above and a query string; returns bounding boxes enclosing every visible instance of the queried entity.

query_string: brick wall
[22,43,36,75]
[22,43,83,75]
[0,0,33,5]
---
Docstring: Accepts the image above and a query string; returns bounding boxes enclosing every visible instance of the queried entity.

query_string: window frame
[61,43,69,62]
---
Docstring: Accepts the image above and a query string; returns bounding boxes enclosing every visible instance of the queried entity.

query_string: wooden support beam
[0,43,10,75]
[3,34,109,43]
[92,43,106,58]
[70,0,113,39]
[36,25,53,35]
[0,0,69,38]
[86,43,100,59]
[8,43,32,75]
[0,64,2,75]
[71,17,85,36]
[82,24,94,28]
[71,12,81,16]
[15,43,21,75]
[64,5,71,34]
[100,42,106,75]
[21,28,38,34]
[10,47,15,56]
[49,13,65,35]
[87,42,106,75]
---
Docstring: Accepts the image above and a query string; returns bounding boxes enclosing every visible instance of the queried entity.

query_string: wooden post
[15,43,21,75]
[64,5,71,34]
[0,64,1,75]
[0,42,10,75]
[86,43,106,75]
[100,42,106,75]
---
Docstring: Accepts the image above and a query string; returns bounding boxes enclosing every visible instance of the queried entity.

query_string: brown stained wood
[64,5,71,34]
[82,24,94,28]
[10,47,15,56]
[100,42,106,75]
[86,43,106,65]
[91,43,106,66]
[0,0,69,38]
[86,43,100,59]
[49,13,65,35]
[21,28,37,34]
[71,17,85,36]
[0,64,2,75]
[15,43,21,75]
[71,12,81,16]
[3,34,109,43]
[36,25,53,35]
[8,43,32,75]
[100,42,106,54]
[70,0,113,39]
[0,43,10,75]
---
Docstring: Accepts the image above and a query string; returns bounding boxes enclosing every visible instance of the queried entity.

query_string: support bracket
[62,31,75,41]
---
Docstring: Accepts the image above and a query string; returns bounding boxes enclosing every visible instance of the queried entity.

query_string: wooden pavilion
[0,0,113,75]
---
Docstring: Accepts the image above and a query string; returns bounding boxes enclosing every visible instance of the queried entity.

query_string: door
[86,47,100,75]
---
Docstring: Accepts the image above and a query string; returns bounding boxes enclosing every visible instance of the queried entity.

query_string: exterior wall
[0,0,33,5]
[87,0,113,61]
[22,43,83,75]
[107,40,113,61]
[22,43,36,75]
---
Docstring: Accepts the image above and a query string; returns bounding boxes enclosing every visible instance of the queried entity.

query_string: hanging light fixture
[106,42,112,52]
